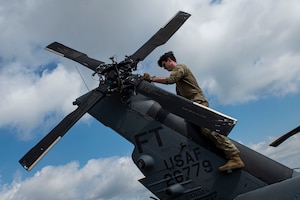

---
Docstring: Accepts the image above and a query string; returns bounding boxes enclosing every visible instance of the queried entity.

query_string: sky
[0,0,300,199]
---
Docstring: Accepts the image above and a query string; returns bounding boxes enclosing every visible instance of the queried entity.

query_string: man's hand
[143,73,152,82]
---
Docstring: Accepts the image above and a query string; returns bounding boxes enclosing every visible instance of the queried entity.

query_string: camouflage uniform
[166,64,239,159]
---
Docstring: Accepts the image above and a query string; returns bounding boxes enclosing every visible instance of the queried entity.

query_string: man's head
[157,51,176,66]
[157,51,177,71]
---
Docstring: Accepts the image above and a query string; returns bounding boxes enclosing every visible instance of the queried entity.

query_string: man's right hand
[143,73,152,82]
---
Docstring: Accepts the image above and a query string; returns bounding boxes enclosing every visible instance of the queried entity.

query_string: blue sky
[1,0,300,199]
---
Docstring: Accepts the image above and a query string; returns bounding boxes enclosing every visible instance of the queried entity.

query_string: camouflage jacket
[166,64,208,105]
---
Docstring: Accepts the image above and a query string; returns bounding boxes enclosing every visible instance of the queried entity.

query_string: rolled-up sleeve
[166,66,185,84]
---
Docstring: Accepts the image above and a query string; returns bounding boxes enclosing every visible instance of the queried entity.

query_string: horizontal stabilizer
[137,81,236,135]
[235,175,300,200]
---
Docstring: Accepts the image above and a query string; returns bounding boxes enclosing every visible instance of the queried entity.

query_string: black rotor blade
[45,42,104,71]
[129,11,191,62]
[19,89,104,171]
[270,126,300,147]
[136,81,237,136]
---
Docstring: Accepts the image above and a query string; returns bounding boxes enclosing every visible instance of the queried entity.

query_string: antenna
[75,65,90,91]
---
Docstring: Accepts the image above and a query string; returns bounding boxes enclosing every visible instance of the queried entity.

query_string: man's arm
[152,77,168,84]
[153,65,185,84]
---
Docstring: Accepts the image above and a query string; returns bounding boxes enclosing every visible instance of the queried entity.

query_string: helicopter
[19,11,300,199]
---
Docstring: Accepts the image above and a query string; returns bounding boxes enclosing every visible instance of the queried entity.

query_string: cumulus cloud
[0,63,83,139]
[1,138,300,200]
[1,0,300,136]
[1,0,300,199]
[173,0,300,104]
[249,134,300,169]
[0,157,153,200]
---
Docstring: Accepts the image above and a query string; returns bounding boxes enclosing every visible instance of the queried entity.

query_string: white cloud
[1,0,300,137]
[0,63,82,139]
[1,0,300,106]
[166,0,300,104]
[0,157,153,200]
[1,1,300,198]
[248,134,300,169]
[1,137,300,200]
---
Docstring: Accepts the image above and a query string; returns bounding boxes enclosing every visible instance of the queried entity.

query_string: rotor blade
[136,81,237,136]
[129,11,191,62]
[19,89,104,171]
[45,42,104,71]
[270,126,300,147]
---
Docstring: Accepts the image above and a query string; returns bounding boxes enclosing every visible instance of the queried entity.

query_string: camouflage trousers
[201,128,239,159]
[195,100,239,159]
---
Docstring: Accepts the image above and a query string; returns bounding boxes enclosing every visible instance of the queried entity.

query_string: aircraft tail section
[234,141,294,185]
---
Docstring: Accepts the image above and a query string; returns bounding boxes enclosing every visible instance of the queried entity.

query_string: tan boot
[218,154,245,172]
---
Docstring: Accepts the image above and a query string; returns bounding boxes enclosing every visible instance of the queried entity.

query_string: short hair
[157,51,176,67]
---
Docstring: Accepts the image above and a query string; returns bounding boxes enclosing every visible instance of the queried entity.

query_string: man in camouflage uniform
[144,51,244,172]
